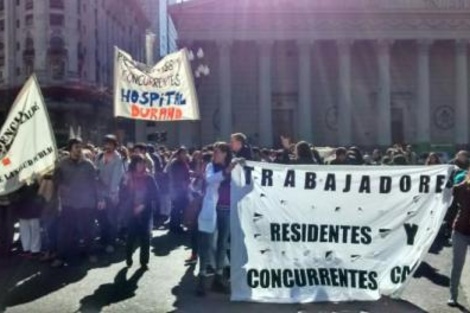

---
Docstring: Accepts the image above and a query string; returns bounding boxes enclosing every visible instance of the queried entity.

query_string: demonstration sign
[114,47,199,122]
[230,162,453,303]
[0,75,58,195]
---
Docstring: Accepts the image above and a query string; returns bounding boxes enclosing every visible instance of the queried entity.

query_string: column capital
[417,39,434,53]
[336,39,354,55]
[216,40,233,51]
[375,39,394,55]
[257,40,274,54]
[296,40,315,50]
[456,39,470,53]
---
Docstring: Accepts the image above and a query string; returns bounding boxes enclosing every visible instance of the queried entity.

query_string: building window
[16,0,20,6]
[25,0,33,10]
[16,42,20,51]
[0,57,4,66]
[25,37,33,51]
[16,67,20,76]
[51,59,65,79]
[0,20,4,32]
[25,14,33,27]
[16,19,20,28]
[0,1,4,11]
[50,0,64,9]
[24,60,34,75]
[50,14,64,26]
[0,42,3,51]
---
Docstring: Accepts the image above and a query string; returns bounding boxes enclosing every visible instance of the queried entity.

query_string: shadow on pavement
[168,264,428,313]
[413,261,450,287]
[151,231,190,257]
[76,266,147,313]
[428,232,450,255]
[455,304,470,313]
[0,246,128,311]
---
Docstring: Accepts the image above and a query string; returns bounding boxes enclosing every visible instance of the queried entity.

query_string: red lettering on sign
[175,109,182,120]
[159,108,167,120]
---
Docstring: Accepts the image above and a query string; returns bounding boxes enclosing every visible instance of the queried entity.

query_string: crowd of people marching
[0,132,469,306]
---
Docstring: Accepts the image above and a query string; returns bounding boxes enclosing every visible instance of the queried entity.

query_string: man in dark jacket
[230,133,253,161]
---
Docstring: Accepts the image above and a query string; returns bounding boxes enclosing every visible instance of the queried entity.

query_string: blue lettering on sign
[120,88,187,107]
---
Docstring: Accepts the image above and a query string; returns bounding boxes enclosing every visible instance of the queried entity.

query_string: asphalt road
[0,230,468,313]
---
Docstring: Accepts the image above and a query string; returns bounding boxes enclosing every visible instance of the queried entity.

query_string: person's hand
[281,136,291,150]
[97,200,106,210]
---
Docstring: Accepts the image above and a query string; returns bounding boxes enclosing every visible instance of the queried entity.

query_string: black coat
[15,184,42,220]
[119,174,159,227]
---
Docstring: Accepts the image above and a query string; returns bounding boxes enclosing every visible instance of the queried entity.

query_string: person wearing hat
[95,134,125,254]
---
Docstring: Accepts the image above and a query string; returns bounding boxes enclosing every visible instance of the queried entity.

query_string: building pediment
[170,0,470,14]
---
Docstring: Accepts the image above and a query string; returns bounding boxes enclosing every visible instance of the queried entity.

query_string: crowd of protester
[0,132,469,306]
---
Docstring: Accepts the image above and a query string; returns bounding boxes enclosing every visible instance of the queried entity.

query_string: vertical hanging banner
[231,163,453,303]
[0,75,58,195]
[114,47,199,122]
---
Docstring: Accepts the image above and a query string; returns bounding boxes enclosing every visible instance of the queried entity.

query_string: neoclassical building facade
[170,0,470,148]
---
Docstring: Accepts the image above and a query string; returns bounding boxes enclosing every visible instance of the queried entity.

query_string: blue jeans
[198,209,230,276]
[41,216,58,252]
[450,231,470,300]
[215,209,230,274]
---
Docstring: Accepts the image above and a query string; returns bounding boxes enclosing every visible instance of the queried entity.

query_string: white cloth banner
[114,47,199,122]
[0,75,58,195]
[231,162,453,303]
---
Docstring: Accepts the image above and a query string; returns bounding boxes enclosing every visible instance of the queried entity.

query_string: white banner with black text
[0,75,58,195]
[230,162,453,303]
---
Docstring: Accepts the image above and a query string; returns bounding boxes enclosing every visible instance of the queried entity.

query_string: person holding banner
[448,174,470,307]
[196,142,239,297]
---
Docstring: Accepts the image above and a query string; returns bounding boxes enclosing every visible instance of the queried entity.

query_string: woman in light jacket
[196,142,236,296]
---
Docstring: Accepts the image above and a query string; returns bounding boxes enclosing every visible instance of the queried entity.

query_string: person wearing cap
[95,135,125,254]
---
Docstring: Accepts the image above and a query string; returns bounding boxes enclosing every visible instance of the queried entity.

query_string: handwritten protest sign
[230,162,453,303]
[114,47,199,122]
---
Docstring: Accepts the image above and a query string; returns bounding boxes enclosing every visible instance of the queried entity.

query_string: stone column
[258,41,274,147]
[455,40,468,145]
[297,40,313,143]
[33,0,48,82]
[376,40,393,146]
[218,40,232,140]
[337,40,353,146]
[417,40,432,145]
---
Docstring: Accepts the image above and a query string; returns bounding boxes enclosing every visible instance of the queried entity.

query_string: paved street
[0,229,468,313]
